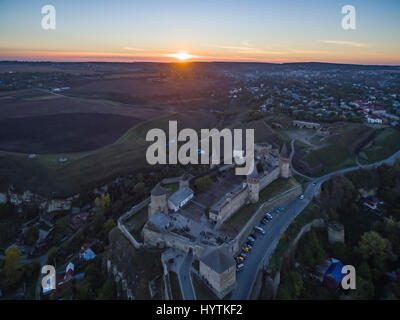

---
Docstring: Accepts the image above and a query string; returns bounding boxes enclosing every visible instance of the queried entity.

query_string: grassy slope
[0,110,216,196]
[221,178,298,236]
[362,128,400,163]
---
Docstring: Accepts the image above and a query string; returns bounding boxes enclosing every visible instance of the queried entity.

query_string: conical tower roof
[151,183,167,196]
[247,162,259,179]
[280,143,289,159]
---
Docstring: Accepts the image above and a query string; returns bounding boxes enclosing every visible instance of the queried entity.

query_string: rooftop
[200,246,235,274]
[151,183,167,196]
[168,186,194,206]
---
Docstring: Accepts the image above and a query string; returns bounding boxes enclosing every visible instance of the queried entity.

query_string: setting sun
[166,51,196,61]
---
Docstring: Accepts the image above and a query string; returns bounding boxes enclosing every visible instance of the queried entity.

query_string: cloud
[123,47,144,51]
[321,40,368,48]
[210,43,287,55]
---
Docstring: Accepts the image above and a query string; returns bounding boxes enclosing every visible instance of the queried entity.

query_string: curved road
[231,142,400,300]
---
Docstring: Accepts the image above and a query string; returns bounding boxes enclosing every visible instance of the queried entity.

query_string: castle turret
[279,143,291,179]
[246,164,259,203]
[148,184,168,218]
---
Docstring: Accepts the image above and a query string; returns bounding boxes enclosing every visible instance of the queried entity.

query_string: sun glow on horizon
[166,51,197,61]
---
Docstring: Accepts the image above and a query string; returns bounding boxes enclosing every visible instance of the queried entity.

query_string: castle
[140,142,295,297]
[147,142,292,225]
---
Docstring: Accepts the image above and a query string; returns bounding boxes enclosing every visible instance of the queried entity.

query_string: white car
[255,226,266,235]
[237,263,245,272]
[265,213,273,220]
[299,194,304,200]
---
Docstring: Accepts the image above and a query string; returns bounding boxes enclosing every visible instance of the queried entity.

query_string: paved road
[178,251,196,300]
[231,144,400,300]
[231,184,314,299]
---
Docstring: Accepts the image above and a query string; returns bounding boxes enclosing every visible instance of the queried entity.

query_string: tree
[56,217,68,233]
[4,246,23,289]
[134,182,146,196]
[25,226,39,246]
[331,242,348,262]
[95,193,111,213]
[92,212,106,237]
[85,263,100,289]
[47,247,58,265]
[195,176,213,193]
[357,231,390,267]
[289,271,303,298]
[103,218,116,237]
[98,279,116,300]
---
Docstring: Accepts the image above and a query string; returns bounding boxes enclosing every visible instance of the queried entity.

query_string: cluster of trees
[195,176,213,193]
[278,160,400,299]
[0,245,39,295]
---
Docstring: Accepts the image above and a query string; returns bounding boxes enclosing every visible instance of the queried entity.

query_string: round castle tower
[179,174,191,189]
[247,164,260,203]
[148,184,168,218]
[279,143,291,179]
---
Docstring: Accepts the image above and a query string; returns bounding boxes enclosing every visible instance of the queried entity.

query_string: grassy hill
[0,110,217,196]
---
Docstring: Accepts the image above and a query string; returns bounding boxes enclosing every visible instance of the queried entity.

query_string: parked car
[260,218,267,225]
[240,252,247,259]
[236,256,244,263]
[246,241,253,248]
[250,233,257,239]
[265,213,273,220]
[242,246,250,253]
[247,236,255,243]
[299,194,304,200]
[255,226,266,235]
[237,263,245,272]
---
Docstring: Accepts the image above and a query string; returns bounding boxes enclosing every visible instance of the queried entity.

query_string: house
[363,197,382,210]
[47,199,71,213]
[64,262,74,281]
[315,258,344,290]
[168,186,194,212]
[69,211,90,230]
[79,242,98,261]
[366,115,383,124]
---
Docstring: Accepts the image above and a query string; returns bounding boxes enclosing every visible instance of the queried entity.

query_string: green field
[362,128,400,163]
[0,110,216,196]
[306,144,357,174]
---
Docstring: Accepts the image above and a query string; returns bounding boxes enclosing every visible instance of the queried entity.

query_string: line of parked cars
[236,214,271,272]
[236,198,304,272]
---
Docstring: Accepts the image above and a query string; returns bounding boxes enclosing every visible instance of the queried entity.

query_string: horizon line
[1,59,399,67]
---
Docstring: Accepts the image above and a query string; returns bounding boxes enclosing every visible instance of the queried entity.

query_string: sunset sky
[0,0,399,65]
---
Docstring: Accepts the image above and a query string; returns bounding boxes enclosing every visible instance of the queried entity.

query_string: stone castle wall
[143,226,205,258]
[218,187,249,224]
[259,167,280,190]
[231,184,303,255]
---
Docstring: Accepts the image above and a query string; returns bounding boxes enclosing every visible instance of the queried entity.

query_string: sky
[0,0,399,65]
